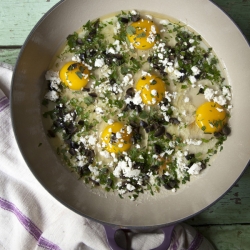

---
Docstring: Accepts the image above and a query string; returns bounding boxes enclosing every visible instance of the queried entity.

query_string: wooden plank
[212,0,250,42]
[0,49,20,66]
[195,225,250,250]
[188,165,250,225]
[0,0,249,46]
[0,0,61,46]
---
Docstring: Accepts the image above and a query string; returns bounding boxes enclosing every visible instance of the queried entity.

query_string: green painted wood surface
[195,225,250,250]
[1,0,250,249]
[0,0,60,46]
[0,49,20,65]
[187,165,250,225]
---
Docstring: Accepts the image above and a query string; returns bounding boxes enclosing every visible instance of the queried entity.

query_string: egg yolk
[196,102,227,133]
[127,19,158,50]
[101,122,133,153]
[136,74,166,105]
[59,61,89,90]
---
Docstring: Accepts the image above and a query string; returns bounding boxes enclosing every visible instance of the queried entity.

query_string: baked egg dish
[43,10,232,200]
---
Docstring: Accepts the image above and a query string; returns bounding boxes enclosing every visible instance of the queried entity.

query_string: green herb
[150,79,157,85]
[79,66,85,73]
[42,99,49,106]
[75,71,83,79]
[66,32,78,49]
[126,25,136,35]
[201,126,206,131]
[201,138,210,143]
[84,96,94,105]
[137,32,146,38]
[68,63,78,71]
[121,65,130,75]
[43,110,55,119]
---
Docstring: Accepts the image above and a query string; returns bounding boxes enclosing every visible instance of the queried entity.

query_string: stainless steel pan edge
[11,0,250,228]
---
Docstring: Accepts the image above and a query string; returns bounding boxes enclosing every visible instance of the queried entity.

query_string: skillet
[11,0,250,243]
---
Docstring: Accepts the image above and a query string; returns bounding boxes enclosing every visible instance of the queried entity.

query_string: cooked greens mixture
[43,10,232,200]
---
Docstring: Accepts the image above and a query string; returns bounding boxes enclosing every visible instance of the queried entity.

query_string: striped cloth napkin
[0,62,214,250]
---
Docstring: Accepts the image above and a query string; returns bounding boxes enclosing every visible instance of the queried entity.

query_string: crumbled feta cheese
[88,166,99,176]
[88,135,97,146]
[50,81,60,91]
[83,62,93,70]
[216,107,224,112]
[161,105,168,112]
[127,184,135,191]
[122,74,133,86]
[184,97,190,103]
[163,113,170,122]
[147,27,157,43]
[191,66,200,75]
[95,107,104,114]
[118,189,126,195]
[127,125,132,134]
[100,150,110,159]
[222,86,231,97]
[125,90,142,106]
[161,58,168,66]
[72,55,81,62]
[113,160,140,178]
[45,71,60,82]
[64,113,73,122]
[166,66,174,73]
[182,110,187,116]
[130,10,137,15]
[174,69,185,78]
[158,53,163,59]
[116,132,122,139]
[159,20,169,25]
[189,46,196,52]
[204,88,215,101]
[44,91,59,102]
[165,91,172,102]
[141,71,151,77]
[107,119,114,125]
[95,58,105,67]
[151,25,156,34]
[188,75,197,84]
[146,15,152,19]
[213,95,227,106]
[151,89,157,96]
[184,139,202,146]
[188,162,202,175]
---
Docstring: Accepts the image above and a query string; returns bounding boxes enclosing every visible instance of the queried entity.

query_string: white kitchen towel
[0,62,214,250]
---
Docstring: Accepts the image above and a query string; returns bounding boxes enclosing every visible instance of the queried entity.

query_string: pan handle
[104,224,175,250]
